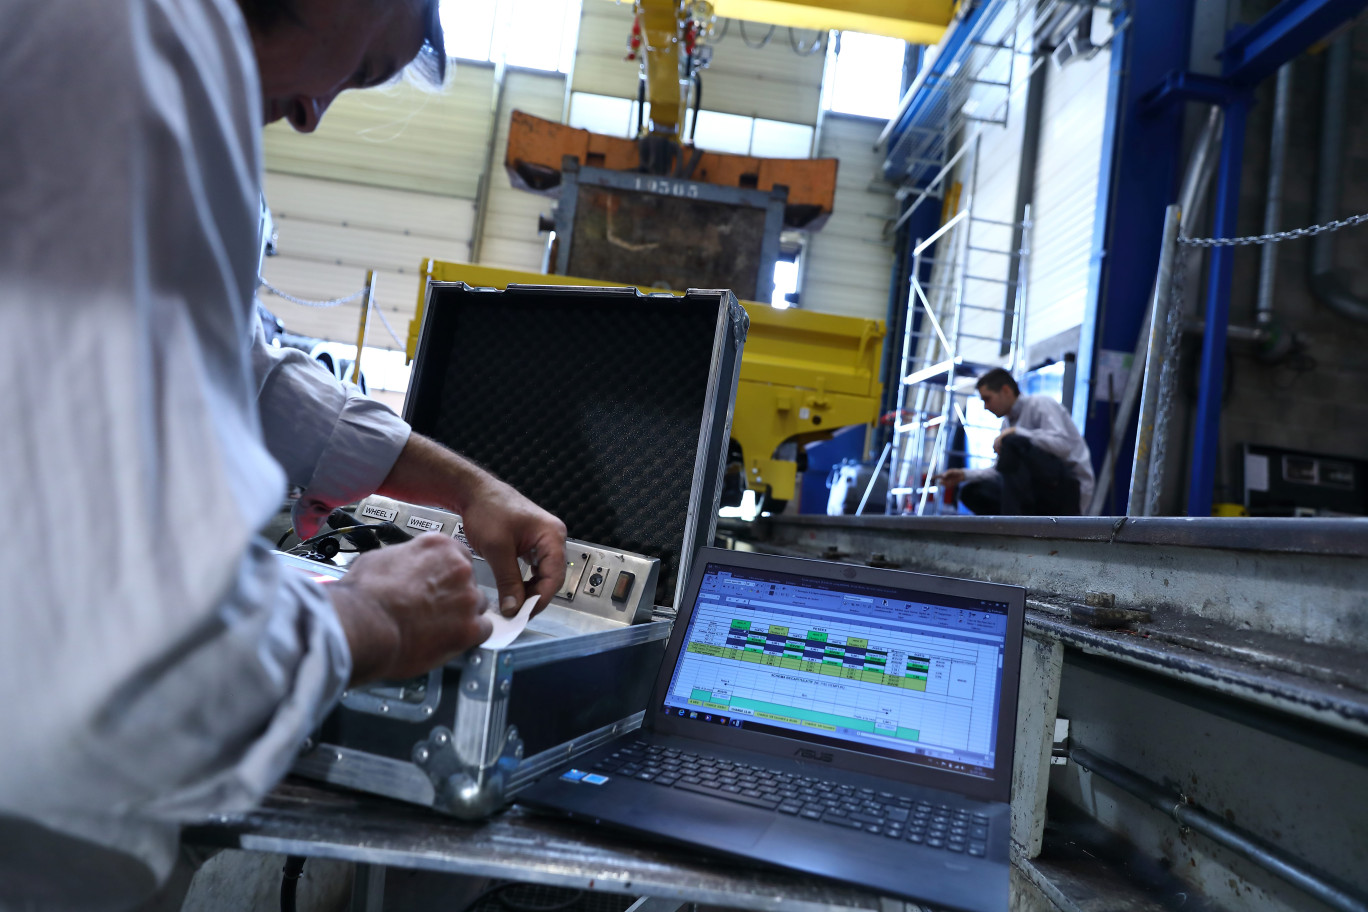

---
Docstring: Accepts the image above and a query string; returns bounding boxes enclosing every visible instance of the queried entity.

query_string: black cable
[286,523,393,555]
[737,20,775,49]
[635,76,646,135]
[787,27,826,56]
[689,70,702,145]
[275,528,295,550]
[327,508,383,552]
[495,884,584,912]
[280,855,306,912]
[715,17,729,41]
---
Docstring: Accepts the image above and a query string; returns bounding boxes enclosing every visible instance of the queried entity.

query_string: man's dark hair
[237,0,301,33]
[408,0,450,87]
[976,367,1019,396]
[237,0,449,86]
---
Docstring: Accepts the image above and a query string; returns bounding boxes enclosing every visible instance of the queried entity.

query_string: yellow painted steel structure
[711,0,952,44]
[640,0,687,138]
[411,260,885,507]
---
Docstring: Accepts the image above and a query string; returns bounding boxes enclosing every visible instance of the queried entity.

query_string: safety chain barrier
[256,276,404,348]
[257,277,367,308]
[1178,211,1368,247]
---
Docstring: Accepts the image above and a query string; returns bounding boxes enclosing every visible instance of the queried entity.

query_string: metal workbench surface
[183,780,918,912]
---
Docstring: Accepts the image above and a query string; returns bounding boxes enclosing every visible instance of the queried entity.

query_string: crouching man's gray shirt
[961,394,1096,508]
[0,0,410,905]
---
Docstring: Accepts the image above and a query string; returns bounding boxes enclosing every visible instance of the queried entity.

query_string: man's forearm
[376,433,500,515]
[373,432,568,618]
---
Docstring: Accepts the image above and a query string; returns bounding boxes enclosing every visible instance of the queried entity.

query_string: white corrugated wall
[953,27,1030,367]
[259,65,497,345]
[478,68,566,271]
[1025,41,1112,353]
[908,8,1112,369]
[800,115,898,319]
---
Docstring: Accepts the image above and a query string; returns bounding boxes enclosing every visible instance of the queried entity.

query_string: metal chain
[257,276,405,349]
[1179,211,1368,247]
[369,303,406,349]
[1171,235,1187,308]
[257,277,367,308]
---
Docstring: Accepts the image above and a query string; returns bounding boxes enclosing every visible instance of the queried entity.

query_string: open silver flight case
[291,283,748,819]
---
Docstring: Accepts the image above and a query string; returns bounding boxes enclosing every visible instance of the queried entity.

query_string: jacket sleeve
[252,322,412,537]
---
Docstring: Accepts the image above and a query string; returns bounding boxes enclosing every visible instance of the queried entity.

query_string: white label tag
[359,503,399,522]
[406,515,445,533]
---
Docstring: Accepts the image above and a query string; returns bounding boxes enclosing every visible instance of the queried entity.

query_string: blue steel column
[1186,100,1248,515]
[1077,2,1193,513]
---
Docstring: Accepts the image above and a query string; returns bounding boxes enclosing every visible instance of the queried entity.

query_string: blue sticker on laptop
[581,773,610,785]
[559,769,587,782]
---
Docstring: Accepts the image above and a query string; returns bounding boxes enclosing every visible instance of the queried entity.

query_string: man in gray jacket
[939,368,1096,515]
[0,0,565,907]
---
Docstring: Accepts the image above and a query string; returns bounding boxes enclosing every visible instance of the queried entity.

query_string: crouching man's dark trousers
[957,434,1081,516]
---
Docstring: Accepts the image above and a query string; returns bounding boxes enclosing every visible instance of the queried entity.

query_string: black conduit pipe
[280,855,306,912]
[1070,748,1368,912]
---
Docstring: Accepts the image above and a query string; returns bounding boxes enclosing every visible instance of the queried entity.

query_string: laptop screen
[659,561,1014,781]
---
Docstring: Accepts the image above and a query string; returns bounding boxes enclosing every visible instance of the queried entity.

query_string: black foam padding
[407,285,729,604]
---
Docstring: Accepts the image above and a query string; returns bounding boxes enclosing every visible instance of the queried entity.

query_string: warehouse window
[771,257,799,309]
[824,31,907,120]
[567,92,814,158]
[441,0,582,73]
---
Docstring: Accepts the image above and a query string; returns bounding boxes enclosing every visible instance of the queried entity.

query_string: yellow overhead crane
[408,0,960,509]
[710,0,951,44]
[630,0,951,148]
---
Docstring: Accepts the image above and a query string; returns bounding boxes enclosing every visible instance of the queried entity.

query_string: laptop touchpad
[623,790,774,850]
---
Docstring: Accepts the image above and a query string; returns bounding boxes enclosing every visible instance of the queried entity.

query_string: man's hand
[937,468,966,486]
[377,434,567,620]
[458,473,568,619]
[993,426,1018,453]
[329,534,493,686]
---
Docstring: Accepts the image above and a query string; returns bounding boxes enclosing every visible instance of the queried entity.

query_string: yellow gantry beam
[640,0,686,136]
[711,0,952,45]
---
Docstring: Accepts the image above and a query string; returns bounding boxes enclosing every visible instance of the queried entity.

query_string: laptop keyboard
[589,741,990,858]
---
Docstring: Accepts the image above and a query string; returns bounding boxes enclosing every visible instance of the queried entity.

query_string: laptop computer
[518,546,1025,912]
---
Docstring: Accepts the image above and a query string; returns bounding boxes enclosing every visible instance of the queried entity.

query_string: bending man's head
[976,368,1020,418]
[237,0,446,132]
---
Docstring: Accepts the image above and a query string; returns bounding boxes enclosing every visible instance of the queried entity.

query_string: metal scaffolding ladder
[889,135,1032,515]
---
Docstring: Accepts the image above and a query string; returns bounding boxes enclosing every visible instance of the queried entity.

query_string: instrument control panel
[354,495,660,626]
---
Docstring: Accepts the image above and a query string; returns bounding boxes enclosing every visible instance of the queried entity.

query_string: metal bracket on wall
[1140,70,1250,112]
[1051,718,1071,766]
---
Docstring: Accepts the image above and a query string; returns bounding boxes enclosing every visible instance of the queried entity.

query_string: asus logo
[794,748,834,763]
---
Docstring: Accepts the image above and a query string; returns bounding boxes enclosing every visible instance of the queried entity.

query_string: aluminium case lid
[404,283,748,609]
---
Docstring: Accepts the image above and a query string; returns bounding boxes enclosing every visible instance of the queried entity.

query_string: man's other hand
[376,434,569,621]
[993,426,1018,453]
[937,468,966,486]
[459,475,567,619]
[330,534,492,686]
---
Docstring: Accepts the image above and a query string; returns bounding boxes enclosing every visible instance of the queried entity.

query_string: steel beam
[714,0,951,46]
[1140,70,1245,111]
[1187,99,1248,516]
[1078,1,1193,513]
[1220,0,1368,86]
